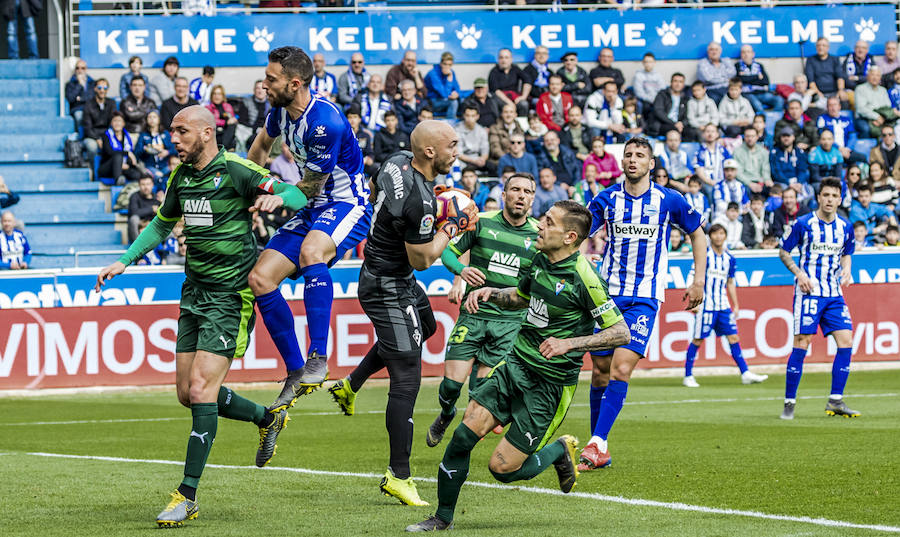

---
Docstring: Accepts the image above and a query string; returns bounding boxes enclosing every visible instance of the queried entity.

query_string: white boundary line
[22,452,900,534]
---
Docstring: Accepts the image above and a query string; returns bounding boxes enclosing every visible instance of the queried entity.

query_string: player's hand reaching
[841,271,852,287]
[465,287,495,314]
[539,337,571,359]
[796,274,815,294]
[95,261,127,292]
[448,276,466,304]
[249,194,284,214]
[460,266,486,287]
[683,281,704,310]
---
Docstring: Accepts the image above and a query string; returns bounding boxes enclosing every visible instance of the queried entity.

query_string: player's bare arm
[840,255,852,286]
[247,127,275,167]
[464,286,528,314]
[296,169,330,200]
[539,320,630,358]
[727,278,740,313]
[405,232,452,271]
[684,227,707,309]
[779,247,814,292]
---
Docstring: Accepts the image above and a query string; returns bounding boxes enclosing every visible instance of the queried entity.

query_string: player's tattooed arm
[488,287,529,310]
[540,320,630,358]
[297,169,330,200]
[780,247,814,293]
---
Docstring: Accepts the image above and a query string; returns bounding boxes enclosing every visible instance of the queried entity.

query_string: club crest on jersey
[314,125,327,137]
[644,205,659,217]
[488,251,520,277]
[555,280,565,295]
[526,296,549,327]
[214,173,222,189]
[524,237,532,249]
[319,207,337,222]
[183,197,213,226]
[631,314,650,337]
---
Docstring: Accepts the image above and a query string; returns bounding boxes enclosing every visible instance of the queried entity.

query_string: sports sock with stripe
[217,386,267,426]
[591,380,628,441]
[299,263,333,358]
[436,424,480,524]
[438,377,463,418]
[830,347,852,398]
[684,342,699,377]
[730,342,748,373]
[256,288,305,371]
[490,438,565,483]
[588,385,605,434]
[181,403,217,490]
[785,347,807,400]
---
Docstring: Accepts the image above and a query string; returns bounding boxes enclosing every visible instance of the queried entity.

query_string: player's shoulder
[224,151,269,180]
[376,151,418,193]
[308,96,347,127]
[836,214,853,228]
[796,212,816,227]
[524,216,540,232]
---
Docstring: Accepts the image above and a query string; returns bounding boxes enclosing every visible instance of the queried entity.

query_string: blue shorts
[265,201,372,279]
[692,308,738,340]
[793,294,853,336]
[591,296,659,358]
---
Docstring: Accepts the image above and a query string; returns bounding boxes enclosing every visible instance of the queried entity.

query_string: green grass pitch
[1,369,898,536]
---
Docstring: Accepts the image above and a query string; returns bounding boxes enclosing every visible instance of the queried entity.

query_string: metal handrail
[73,249,127,268]
[51,0,65,117]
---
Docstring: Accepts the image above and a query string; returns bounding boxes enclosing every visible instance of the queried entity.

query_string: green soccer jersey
[448,211,539,319]
[514,251,624,385]
[157,149,274,291]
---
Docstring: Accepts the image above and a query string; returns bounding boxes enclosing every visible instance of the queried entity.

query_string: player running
[247,46,371,411]
[406,201,630,532]
[580,137,708,471]
[95,106,305,527]
[426,172,539,447]
[778,177,859,420]
[683,223,769,387]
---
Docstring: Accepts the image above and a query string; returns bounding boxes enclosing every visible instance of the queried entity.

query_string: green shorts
[176,282,256,359]
[444,312,521,368]
[470,356,576,455]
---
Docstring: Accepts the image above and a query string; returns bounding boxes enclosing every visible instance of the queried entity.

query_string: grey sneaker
[780,401,796,420]
[156,490,198,528]
[256,409,289,467]
[552,435,580,494]
[269,353,329,411]
[825,399,860,418]
[426,412,455,447]
[406,515,453,532]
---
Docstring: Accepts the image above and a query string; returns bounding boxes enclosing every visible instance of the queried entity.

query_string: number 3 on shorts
[449,324,469,344]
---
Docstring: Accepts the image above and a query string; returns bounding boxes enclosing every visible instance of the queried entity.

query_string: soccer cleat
[406,515,453,532]
[577,441,611,471]
[741,371,769,384]
[825,399,861,418]
[156,490,198,528]
[256,409,288,467]
[780,401,796,420]
[380,469,429,506]
[426,412,455,447]
[553,435,579,493]
[269,352,329,412]
[683,375,700,388]
[328,378,357,416]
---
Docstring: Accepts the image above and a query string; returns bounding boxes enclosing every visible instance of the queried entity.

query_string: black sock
[384,351,422,479]
[177,483,196,501]
[348,344,385,393]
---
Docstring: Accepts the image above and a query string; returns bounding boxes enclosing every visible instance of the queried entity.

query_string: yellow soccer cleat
[156,490,198,528]
[553,435,580,494]
[328,378,357,416]
[380,469,429,506]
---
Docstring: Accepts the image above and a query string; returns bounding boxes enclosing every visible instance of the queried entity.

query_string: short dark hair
[887,224,899,234]
[461,166,478,176]
[419,104,433,114]
[643,52,656,60]
[856,181,873,194]
[671,72,685,81]
[750,193,766,203]
[548,74,563,84]
[727,201,740,211]
[691,80,706,89]
[95,77,108,86]
[268,46,313,86]
[110,110,125,121]
[853,220,867,229]
[345,103,361,118]
[552,200,592,244]
[163,56,179,67]
[708,223,726,235]
[501,165,517,175]
[505,172,536,191]
[819,177,843,196]
[769,183,784,195]
[624,136,653,154]
[128,55,142,66]
[461,104,479,116]
[688,175,701,186]
[603,81,618,91]
[383,110,397,120]
[202,65,215,76]
[728,77,742,86]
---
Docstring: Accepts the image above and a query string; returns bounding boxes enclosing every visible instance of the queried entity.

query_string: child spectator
[669,227,691,253]
[741,194,773,249]
[760,234,779,249]
[119,56,150,100]
[883,224,900,247]
[373,110,410,165]
[713,201,747,249]
[686,81,719,142]
[852,220,872,249]
[459,167,490,211]
[190,66,215,105]
[684,175,711,225]
[713,159,750,217]
[621,96,644,139]
[718,78,754,138]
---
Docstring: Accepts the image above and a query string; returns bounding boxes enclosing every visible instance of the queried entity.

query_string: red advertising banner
[1,285,897,390]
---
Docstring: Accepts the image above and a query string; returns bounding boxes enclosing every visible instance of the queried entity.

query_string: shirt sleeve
[401,182,436,245]
[588,193,607,237]
[264,108,280,138]
[843,224,856,256]
[668,190,704,233]
[304,113,341,176]
[157,167,183,222]
[728,254,737,279]
[780,219,803,252]
[516,263,533,299]
[579,261,624,330]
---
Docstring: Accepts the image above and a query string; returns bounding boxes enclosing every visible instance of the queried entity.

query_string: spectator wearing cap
[855,66,892,140]
[338,52,370,107]
[424,52,460,120]
[82,77,114,165]
[65,58,94,124]
[718,78,755,138]
[460,78,500,128]
[557,51,591,108]
[119,55,150,100]
[647,73,688,138]
[523,46,552,101]
[733,126,771,194]
[589,48,625,93]
[310,53,338,102]
[876,40,900,83]
[805,37,849,105]
[536,130,581,185]
[632,52,665,114]
[842,40,874,91]
[536,74,573,132]
[0,210,30,270]
[455,104,491,174]
[770,126,812,204]
[0,175,19,209]
[149,56,180,106]
[384,50,426,100]
[160,76,197,131]
[775,99,818,151]
[488,48,532,116]
[489,103,525,169]
[713,159,750,217]
[497,132,538,180]
[394,79,428,135]
[189,65,215,105]
[735,45,783,114]
[119,75,156,136]
[697,42,736,104]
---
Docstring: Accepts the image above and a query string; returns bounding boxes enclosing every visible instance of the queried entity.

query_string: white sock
[785,398,797,404]
[588,436,608,452]
[829,394,843,401]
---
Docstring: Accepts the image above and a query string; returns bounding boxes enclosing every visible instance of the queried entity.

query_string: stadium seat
[853,138,877,156]
[681,142,700,159]
[764,111,781,137]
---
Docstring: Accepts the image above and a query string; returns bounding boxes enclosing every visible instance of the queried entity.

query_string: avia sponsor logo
[488,251,520,278]
[526,296,549,328]
[383,161,405,199]
[0,284,157,309]
[809,242,842,255]
[612,222,658,240]
[183,197,213,226]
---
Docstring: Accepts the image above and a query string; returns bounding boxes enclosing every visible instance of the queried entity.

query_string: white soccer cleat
[682,376,700,388]
[741,371,768,384]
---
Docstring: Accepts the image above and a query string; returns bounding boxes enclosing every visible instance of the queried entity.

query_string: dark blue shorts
[793,294,853,336]
[591,296,659,358]
[692,308,738,339]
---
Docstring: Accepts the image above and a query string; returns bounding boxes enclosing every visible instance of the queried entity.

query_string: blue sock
[299,263,333,357]
[589,385,605,434]
[830,347,852,397]
[685,342,699,377]
[257,289,305,371]
[592,380,628,440]
[785,347,807,400]
[730,342,748,373]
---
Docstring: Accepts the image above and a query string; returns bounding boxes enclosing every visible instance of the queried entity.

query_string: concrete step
[0,164,91,184]
[24,224,121,246]
[0,79,59,98]
[0,115,75,134]
[12,181,101,193]
[0,97,59,116]
[0,151,64,163]
[0,133,67,153]
[23,212,116,224]
[0,59,56,79]
[14,196,105,214]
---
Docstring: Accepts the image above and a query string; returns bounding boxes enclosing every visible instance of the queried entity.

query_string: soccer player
[683,223,769,387]
[778,177,859,420]
[580,137,708,471]
[426,172,539,447]
[95,106,305,527]
[328,120,478,506]
[247,46,371,412]
[406,201,630,532]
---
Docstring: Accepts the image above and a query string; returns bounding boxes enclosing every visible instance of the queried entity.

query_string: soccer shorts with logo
[358,266,436,355]
[444,312,521,368]
[692,308,738,340]
[590,296,659,358]
[470,356,576,455]
[265,201,372,277]
[176,283,256,359]
[793,294,853,336]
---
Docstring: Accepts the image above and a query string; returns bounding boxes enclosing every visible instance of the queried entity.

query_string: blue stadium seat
[853,138,877,157]
[764,111,781,137]
[681,142,700,159]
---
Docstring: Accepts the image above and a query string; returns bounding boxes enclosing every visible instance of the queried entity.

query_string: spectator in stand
[657,129,693,187]
[805,37,849,106]
[0,210,29,269]
[159,77,196,133]
[850,182,896,242]
[532,167,569,217]
[206,84,237,151]
[712,201,746,249]
[189,65,215,105]
[136,110,175,187]
[844,164,864,210]
[100,111,142,184]
[733,126,771,194]
[573,163,602,206]
[524,45,552,102]
[775,99,818,151]
[338,52,370,107]
[752,113,774,148]
[686,81,719,142]
[489,103,525,169]
[458,167,490,210]
[394,79,427,136]
[497,133,539,180]
[697,41,736,104]
[309,53,337,102]
[736,45,782,114]
[3,0,38,59]
[536,74,573,132]
[883,224,900,246]
[148,56,179,106]
[621,97,643,140]
[870,124,900,180]
[118,56,150,100]
[560,106,591,161]
[461,77,500,128]
[488,48,532,116]
[345,104,376,177]
[269,141,301,185]
[772,187,810,237]
[119,76,156,136]
[788,73,826,114]
[584,81,624,143]
[423,52,459,120]
[770,127,812,204]
[684,175,711,225]
[235,80,270,151]
[0,175,18,208]
[384,50,425,100]
[355,74,392,132]
[867,160,898,210]
[127,175,159,242]
[718,78,754,138]
[81,77,114,166]
[714,159,750,217]
[855,66,892,140]
[852,220,872,249]
[741,194,773,249]
[766,183,784,212]
[669,227,691,253]
[876,40,900,83]
[632,52,665,114]
[842,40,874,91]
[455,105,491,174]
[536,130,580,185]
[557,51,592,108]
[647,72,688,138]
[524,111,548,154]
[582,136,621,188]
[373,110,410,164]
[888,69,900,112]
[653,167,672,189]
[808,130,844,187]
[816,96,866,166]
[589,47,625,94]
[694,123,731,191]
[65,58,94,124]
[166,234,187,265]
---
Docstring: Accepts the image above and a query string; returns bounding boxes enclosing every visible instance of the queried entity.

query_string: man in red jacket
[537,75,574,132]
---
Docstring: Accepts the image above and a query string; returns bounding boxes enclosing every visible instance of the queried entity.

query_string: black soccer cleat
[269,352,329,412]
[406,515,453,532]
[256,409,288,467]
[553,435,579,494]
[825,399,860,418]
[426,412,455,448]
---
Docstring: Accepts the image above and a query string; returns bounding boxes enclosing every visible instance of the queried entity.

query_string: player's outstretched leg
[214,386,288,467]
[782,346,808,420]
[825,345,860,417]
[380,352,427,506]
[683,341,700,388]
[329,345,384,416]
[731,340,767,384]
[428,376,463,447]
[582,348,636,471]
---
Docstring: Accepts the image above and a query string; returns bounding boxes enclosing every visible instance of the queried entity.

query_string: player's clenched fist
[433,185,479,238]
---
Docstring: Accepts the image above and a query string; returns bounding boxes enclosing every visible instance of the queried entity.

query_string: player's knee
[298,243,328,268]
[610,362,633,382]
[793,334,811,348]
[386,351,422,400]
[247,267,277,295]
[176,390,191,408]
[488,455,522,477]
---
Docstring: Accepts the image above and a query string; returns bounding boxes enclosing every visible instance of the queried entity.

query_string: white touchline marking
[0,417,186,426]
[23,452,900,534]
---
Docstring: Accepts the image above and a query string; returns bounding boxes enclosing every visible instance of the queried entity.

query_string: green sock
[437,378,463,418]
[435,423,481,524]
[217,386,266,425]
[181,403,218,489]
[490,439,565,483]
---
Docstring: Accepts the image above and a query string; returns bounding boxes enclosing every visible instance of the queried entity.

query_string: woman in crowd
[206,85,238,151]
[582,136,622,187]
[868,160,899,211]
[136,110,176,190]
[99,111,142,184]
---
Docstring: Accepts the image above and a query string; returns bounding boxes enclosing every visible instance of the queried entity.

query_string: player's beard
[433,154,454,176]
[623,166,649,184]
[505,201,529,219]
[269,85,296,108]
[180,138,206,165]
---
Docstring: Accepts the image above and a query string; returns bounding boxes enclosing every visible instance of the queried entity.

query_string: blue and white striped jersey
[1,229,30,268]
[691,248,736,311]
[589,183,704,301]
[780,213,854,297]
[683,191,710,224]
[265,94,368,209]
[713,179,749,216]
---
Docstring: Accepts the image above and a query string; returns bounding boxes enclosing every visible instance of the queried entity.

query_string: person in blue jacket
[424,52,460,120]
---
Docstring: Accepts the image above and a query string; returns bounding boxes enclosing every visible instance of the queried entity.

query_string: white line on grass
[24,452,900,534]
